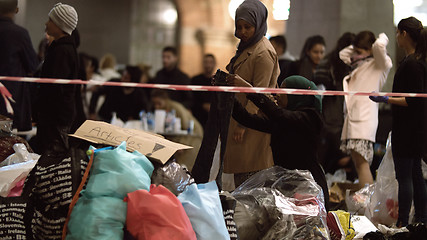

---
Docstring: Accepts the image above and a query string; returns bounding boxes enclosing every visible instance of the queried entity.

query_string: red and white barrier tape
[1,76,427,98]
[0,82,15,114]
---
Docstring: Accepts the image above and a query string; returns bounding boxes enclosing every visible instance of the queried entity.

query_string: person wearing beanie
[35,3,85,155]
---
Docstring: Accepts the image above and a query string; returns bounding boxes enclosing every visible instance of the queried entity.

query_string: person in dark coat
[35,3,81,155]
[313,32,355,174]
[230,75,329,210]
[370,16,427,227]
[270,35,293,87]
[151,46,193,109]
[190,54,216,128]
[0,0,38,131]
[287,35,326,81]
[96,66,149,122]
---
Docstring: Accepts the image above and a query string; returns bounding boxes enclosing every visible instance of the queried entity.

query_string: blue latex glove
[369,94,389,103]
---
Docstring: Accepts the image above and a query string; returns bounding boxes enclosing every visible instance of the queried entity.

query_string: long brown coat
[223,37,279,173]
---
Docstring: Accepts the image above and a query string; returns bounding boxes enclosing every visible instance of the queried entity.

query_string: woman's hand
[226,74,253,87]
[233,125,246,143]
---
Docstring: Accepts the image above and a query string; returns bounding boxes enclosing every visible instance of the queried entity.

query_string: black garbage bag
[363,231,387,240]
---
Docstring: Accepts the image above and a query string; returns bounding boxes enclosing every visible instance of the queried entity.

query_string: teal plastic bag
[84,143,154,199]
[178,181,229,240]
[66,142,154,239]
[66,196,127,240]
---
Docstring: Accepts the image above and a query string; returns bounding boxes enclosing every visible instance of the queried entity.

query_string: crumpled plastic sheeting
[151,161,194,196]
[232,166,329,240]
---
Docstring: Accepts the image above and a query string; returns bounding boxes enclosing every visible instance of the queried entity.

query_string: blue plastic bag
[178,181,229,240]
[66,142,154,239]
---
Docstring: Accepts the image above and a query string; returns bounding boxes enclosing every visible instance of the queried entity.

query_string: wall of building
[16,0,285,78]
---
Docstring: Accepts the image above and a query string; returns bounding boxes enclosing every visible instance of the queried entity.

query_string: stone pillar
[286,0,395,90]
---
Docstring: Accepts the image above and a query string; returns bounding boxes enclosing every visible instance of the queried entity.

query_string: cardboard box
[70,120,192,164]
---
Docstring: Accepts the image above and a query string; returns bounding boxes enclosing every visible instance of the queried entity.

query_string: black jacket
[37,35,80,127]
[190,74,213,127]
[232,94,329,209]
[392,55,427,158]
[0,17,38,130]
[152,67,193,109]
[94,79,149,122]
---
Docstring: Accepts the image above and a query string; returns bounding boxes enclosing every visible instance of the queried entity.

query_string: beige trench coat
[223,37,279,174]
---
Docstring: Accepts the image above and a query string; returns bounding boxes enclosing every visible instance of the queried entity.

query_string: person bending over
[229,75,329,210]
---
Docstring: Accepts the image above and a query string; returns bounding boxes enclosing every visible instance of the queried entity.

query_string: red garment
[125,184,196,240]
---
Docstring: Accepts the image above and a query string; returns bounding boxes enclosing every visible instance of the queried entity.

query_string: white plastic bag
[0,143,40,167]
[0,144,39,197]
[366,132,398,226]
[325,168,348,188]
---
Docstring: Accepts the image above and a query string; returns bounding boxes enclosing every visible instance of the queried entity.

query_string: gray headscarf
[229,0,268,73]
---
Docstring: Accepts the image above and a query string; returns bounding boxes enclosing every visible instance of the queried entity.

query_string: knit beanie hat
[48,3,78,35]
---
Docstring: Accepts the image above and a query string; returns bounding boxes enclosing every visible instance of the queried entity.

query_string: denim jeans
[191,92,234,190]
[392,151,427,226]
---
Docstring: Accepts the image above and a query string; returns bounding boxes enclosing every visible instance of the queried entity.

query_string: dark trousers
[393,151,427,226]
[191,92,234,190]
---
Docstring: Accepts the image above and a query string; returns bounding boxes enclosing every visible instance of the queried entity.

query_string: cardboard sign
[70,120,192,164]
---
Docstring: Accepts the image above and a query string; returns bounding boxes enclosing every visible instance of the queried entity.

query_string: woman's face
[354,47,371,58]
[396,29,406,48]
[236,19,255,42]
[276,82,288,108]
[120,71,131,82]
[307,44,325,65]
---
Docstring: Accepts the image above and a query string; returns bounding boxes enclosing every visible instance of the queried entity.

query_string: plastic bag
[345,184,374,215]
[66,196,127,240]
[151,161,194,196]
[325,169,348,188]
[125,184,196,240]
[0,159,37,197]
[0,117,33,164]
[0,144,40,197]
[66,142,154,239]
[0,143,39,167]
[178,181,229,240]
[366,133,398,226]
[232,166,330,240]
[84,142,154,198]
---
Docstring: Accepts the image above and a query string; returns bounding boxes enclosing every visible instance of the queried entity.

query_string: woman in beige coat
[223,0,279,187]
